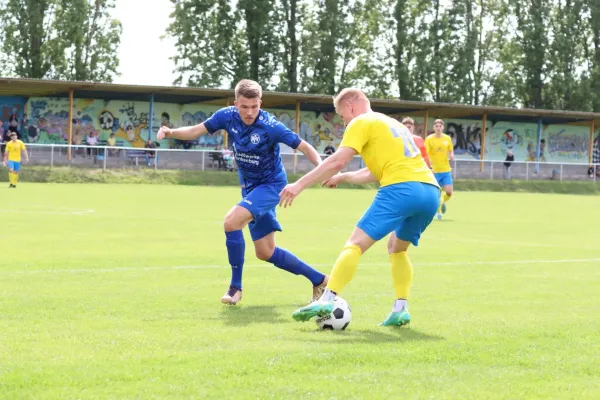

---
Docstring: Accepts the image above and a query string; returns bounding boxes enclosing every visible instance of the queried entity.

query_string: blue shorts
[238,182,285,241]
[434,172,453,187]
[357,182,440,246]
[8,160,21,172]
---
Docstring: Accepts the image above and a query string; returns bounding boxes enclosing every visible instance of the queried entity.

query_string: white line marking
[2,258,599,276]
[0,208,95,216]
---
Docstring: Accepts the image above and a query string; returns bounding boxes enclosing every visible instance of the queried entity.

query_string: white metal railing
[8,143,600,182]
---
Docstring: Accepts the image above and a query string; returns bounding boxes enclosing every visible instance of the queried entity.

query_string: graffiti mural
[0,96,27,137]
[0,95,592,162]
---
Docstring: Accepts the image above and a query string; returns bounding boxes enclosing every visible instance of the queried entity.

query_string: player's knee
[223,211,243,232]
[255,246,274,261]
[388,236,410,254]
[445,187,453,196]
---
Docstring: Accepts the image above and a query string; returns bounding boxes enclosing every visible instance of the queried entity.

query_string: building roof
[1,77,599,125]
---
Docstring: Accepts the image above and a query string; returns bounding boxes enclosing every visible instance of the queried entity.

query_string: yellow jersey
[425,133,453,173]
[5,140,26,162]
[340,112,438,188]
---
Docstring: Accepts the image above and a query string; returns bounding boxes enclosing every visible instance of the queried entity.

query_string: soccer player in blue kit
[157,80,328,305]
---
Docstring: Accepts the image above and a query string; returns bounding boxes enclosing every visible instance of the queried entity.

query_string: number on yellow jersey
[390,125,420,158]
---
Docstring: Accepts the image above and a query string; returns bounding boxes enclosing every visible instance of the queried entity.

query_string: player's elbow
[328,157,347,172]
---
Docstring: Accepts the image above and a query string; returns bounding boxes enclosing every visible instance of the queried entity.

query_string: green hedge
[1,166,598,194]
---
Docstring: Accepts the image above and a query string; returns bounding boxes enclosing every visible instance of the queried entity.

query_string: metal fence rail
[18,143,600,182]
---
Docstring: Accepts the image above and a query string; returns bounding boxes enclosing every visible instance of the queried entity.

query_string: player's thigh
[346,226,377,254]
[394,183,439,247]
[356,185,408,246]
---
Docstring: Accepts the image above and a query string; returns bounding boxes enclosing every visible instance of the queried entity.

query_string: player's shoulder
[257,109,282,128]
[425,133,436,141]
[346,112,379,131]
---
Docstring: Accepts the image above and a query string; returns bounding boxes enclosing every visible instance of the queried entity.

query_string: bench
[126,150,148,166]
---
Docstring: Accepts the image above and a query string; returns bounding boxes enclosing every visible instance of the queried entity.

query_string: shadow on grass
[293,325,445,344]
[219,304,290,326]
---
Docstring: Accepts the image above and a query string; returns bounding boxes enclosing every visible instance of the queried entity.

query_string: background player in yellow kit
[3,132,28,188]
[425,119,454,219]
[279,88,440,326]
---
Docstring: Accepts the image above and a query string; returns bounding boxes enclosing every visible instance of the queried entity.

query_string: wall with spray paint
[2,95,596,163]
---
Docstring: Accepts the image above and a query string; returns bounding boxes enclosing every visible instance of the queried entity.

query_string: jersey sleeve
[203,107,231,134]
[20,142,26,151]
[339,117,370,154]
[447,137,454,152]
[269,120,302,149]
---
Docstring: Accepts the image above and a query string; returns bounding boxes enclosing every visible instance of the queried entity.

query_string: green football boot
[292,300,333,322]
[379,307,411,327]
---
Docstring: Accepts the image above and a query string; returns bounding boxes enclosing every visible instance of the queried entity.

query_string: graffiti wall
[0,96,27,136]
[408,116,597,163]
[2,95,596,163]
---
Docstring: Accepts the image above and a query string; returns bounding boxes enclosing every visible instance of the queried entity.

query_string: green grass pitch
[1,183,599,399]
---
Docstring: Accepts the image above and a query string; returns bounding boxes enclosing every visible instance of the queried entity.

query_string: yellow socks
[390,251,413,299]
[327,244,362,294]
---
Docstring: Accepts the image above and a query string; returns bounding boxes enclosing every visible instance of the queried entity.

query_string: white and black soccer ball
[99,111,114,130]
[315,297,351,331]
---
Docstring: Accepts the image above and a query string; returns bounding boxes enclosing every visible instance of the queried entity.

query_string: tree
[53,0,122,82]
[586,0,600,111]
[168,0,281,89]
[0,0,122,82]
[277,0,303,92]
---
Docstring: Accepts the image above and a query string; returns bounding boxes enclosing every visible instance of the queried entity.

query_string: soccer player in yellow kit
[425,119,454,219]
[3,132,29,188]
[279,88,440,326]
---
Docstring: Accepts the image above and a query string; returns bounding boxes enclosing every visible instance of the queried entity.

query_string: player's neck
[435,132,443,137]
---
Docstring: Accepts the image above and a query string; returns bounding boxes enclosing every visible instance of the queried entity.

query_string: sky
[112,0,178,86]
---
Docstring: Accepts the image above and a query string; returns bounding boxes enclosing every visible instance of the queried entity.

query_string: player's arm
[157,123,208,141]
[158,107,231,141]
[289,146,357,190]
[296,140,322,167]
[2,151,6,166]
[447,137,455,161]
[324,167,377,187]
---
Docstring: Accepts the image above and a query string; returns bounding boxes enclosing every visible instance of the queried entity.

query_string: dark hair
[161,112,170,120]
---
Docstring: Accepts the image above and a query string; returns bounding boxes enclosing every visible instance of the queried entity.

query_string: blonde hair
[433,118,444,126]
[402,117,415,125]
[333,88,370,112]
[235,79,262,100]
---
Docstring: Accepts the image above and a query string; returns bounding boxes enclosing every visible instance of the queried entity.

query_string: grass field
[1,183,599,399]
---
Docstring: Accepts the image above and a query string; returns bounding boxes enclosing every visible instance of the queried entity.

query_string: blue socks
[225,230,245,289]
[268,247,325,286]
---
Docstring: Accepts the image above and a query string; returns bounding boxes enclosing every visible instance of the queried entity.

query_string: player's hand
[2,161,5,167]
[322,173,343,188]
[279,183,303,208]
[157,126,172,140]
[449,154,455,162]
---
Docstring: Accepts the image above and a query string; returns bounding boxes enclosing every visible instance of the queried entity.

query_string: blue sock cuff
[267,247,284,265]
[226,230,244,241]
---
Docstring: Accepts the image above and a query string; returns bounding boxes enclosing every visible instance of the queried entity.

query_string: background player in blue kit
[157,79,328,305]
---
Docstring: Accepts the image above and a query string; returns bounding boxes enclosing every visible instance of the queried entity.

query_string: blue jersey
[204,107,301,189]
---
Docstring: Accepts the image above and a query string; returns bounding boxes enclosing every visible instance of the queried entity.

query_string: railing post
[453,159,457,178]
[526,162,529,181]
[50,144,55,168]
[154,149,158,170]
[560,164,563,182]
[490,161,494,180]
[103,147,107,171]
[201,150,205,171]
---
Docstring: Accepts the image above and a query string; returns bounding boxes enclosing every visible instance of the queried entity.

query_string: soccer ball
[315,297,351,331]
[99,111,114,130]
